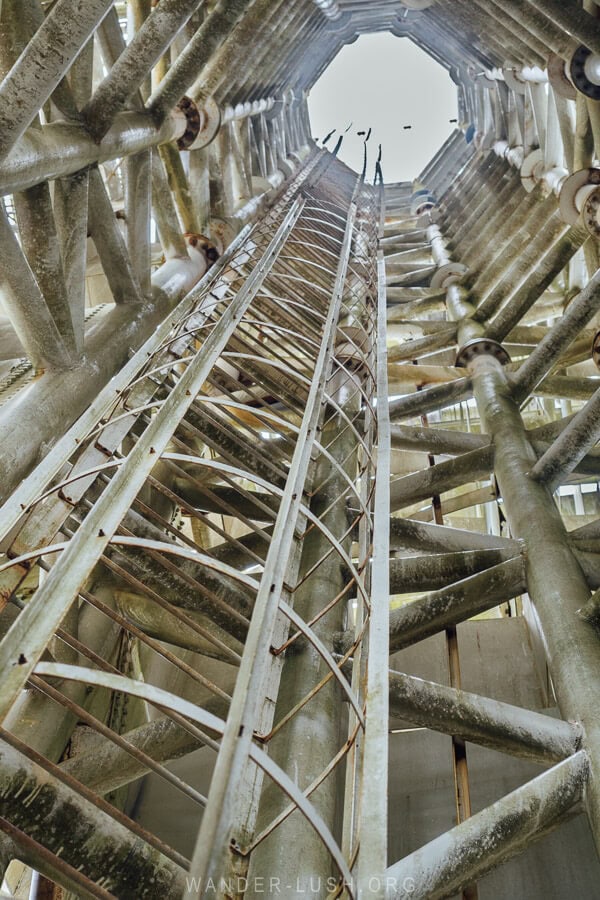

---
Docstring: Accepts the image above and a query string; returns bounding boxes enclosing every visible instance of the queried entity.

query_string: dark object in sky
[403,125,412,130]
[449,118,458,123]
[332,134,344,156]
[374,142,383,185]
[357,131,366,136]
[344,122,353,133]
[322,128,336,145]
[366,127,372,141]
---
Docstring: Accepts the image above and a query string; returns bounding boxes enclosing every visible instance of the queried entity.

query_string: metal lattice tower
[1,2,600,899]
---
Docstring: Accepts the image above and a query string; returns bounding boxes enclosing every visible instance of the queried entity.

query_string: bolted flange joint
[455,338,511,369]
[581,188,600,238]
[547,53,577,100]
[430,262,468,290]
[559,168,600,230]
[176,96,201,150]
[592,330,600,370]
[410,188,437,217]
[568,46,600,101]
[175,95,221,151]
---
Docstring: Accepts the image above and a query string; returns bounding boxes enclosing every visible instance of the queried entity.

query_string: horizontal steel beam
[389,669,581,765]
[385,752,588,900]
[390,548,516,593]
[335,557,526,657]
[390,424,488,456]
[390,446,494,512]
[387,556,526,653]
[388,378,472,421]
[531,386,600,490]
[389,517,521,554]
[0,734,186,897]
[0,110,186,196]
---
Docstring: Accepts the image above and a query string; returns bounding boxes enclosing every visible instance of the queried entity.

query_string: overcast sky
[308,33,458,185]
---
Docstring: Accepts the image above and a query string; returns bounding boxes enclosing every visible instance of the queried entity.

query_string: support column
[470,351,600,852]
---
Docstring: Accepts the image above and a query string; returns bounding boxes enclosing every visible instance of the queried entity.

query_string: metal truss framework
[1,2,600,900]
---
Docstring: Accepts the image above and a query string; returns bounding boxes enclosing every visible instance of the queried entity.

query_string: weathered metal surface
[385,752,588,900]
[388,669,581,765]
[1,3,600,898]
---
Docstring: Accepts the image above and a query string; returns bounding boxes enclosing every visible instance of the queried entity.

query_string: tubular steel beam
[83,0,205,139]
[0,200,73,371]
[531,386,600,490]
[385,752,588,900]
[336,557,526,657]
[389,549,517,593]
[0,109,187,197]
[0,735,186,898]
[387,556,526,653]
[148,0,257,124]
[471,353,600,853]
[0,0,114,163]
[513,267,600,401]
[389,670,581,766]
[389,517,521,554]
[390,446,494,512]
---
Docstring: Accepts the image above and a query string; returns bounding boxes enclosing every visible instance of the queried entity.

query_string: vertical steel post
[469,352,600,853]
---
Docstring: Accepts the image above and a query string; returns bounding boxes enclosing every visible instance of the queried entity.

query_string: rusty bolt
[455,338,511,369]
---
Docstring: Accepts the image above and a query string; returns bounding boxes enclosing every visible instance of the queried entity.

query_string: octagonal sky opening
[308,33,458,184]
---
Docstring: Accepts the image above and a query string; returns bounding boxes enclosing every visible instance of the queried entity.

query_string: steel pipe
[471,353,600,852]
[83,0,205,139]
[386,557,526,653]
[389,669,580,766]
[531,385,600,490]
[390,424,488,456]
[390,446,493,512]
[0,201,73,372]
[389,517,521,554]
[148,0,256,123]
[390,549,517,594]
[0,0,114,163]
[513,265,600,401]
[385,752,587,900]
[388,378,472,421]
[0,737,186,897]
[0,109,186,196]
